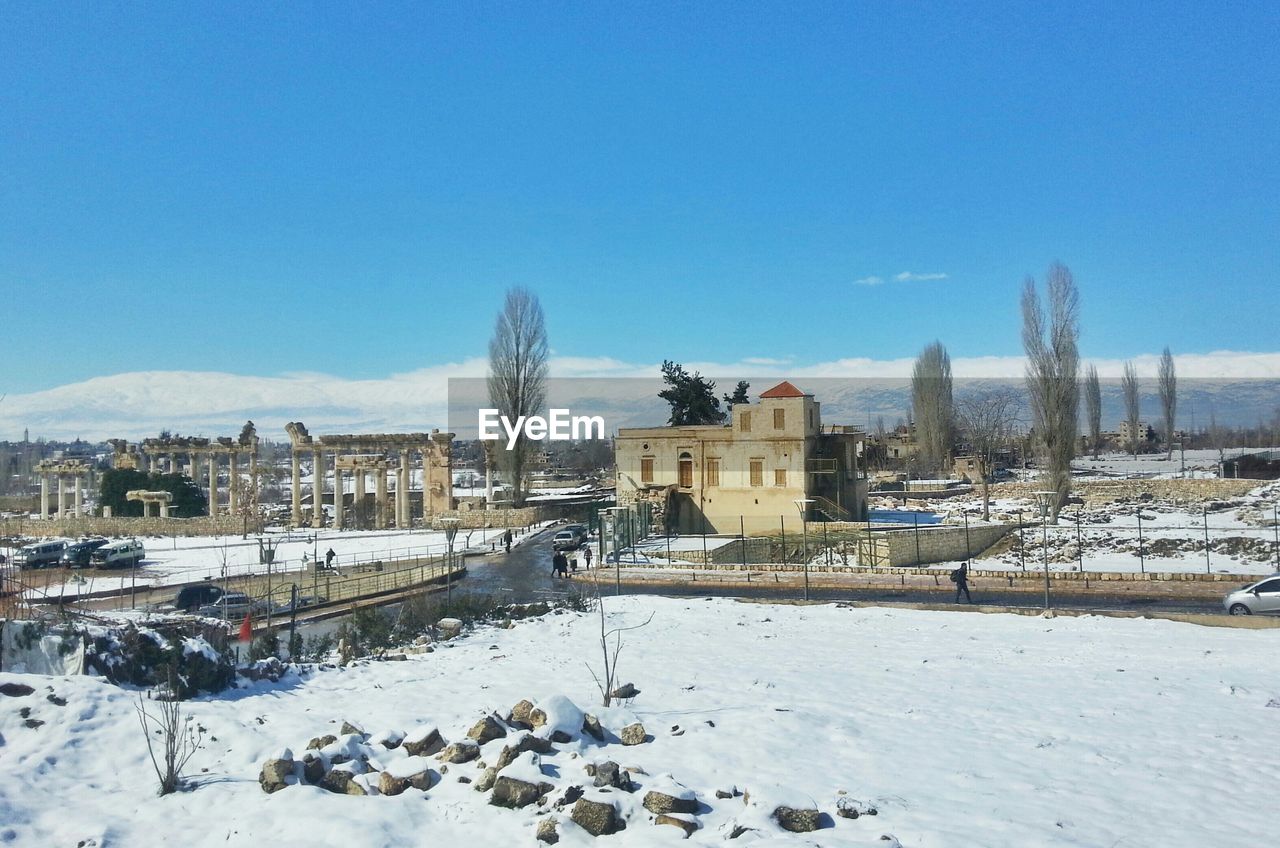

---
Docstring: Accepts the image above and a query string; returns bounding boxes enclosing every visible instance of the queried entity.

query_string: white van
[14,540,68,569]
[90,539,145,569]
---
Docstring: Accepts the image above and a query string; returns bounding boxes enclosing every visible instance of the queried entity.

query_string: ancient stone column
[208,454,218,515]
[188,453,199,480]
[312,450,327,529]
[228,453,239,513]
[332,464,344,530]
[73,475,83,518]
[56,475,66,519]
[40,474,50,520]
[291,450,302,526]
[355,469,367,529]
[375,465,388,530]
[398,452,411,527]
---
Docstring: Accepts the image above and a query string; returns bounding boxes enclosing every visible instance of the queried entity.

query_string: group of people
[550,544,592,578]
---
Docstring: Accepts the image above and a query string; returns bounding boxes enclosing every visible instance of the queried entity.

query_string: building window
[749,459,763,487]
[678,452,693,488]
[774,468,787,487]
[706,457,720,487]
[640,456,654,484]
[774,408,785,430]
[740,411,751,432]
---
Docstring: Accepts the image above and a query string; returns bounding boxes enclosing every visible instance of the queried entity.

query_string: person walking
[325,547,336,569]
[950,561,972,603]
[503,529,512,554]
[551,548,569,578]
[581,544,593,570]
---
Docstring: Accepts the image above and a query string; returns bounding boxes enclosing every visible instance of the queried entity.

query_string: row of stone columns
[38,473,85,519]
[290,450,426,530]
[141,450,252,516]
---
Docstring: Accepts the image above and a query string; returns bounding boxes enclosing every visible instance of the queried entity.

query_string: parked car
[89,539,145,569]
[196,591,268,620]
[173,584,225,613]
[1223,575,1280,615]
[61,538,109,568]
[552,530,583,551]
[14,540,68,569]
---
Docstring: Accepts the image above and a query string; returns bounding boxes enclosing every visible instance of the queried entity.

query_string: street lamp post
[1033,491,1055,611]
[794,498,814,601]
[441,518,459,611]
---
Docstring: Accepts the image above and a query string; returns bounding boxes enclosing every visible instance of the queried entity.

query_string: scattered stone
[643,787,698,815]
[438,618,464,640]
[715,789,733,799]
[475,767,498,792]
[259,753,294,794]
[23,719,44,730]
[581,714,605,741]
[571,798,620,836]
[407,768,436,791]
[509,699,535,725]
[320,769,368,795]
[620,722,646,746]
[458,775,472,784]
[438,741,479,764]
[302,753,325,784]
[340,721,365,737]
[536,817,560,844]
[490,775,554,809]
[655,814,698,838]
[611,682,640,700]
[773,806,822,833]
[836,797,878,819]
[495,735,554,771]
[467,715,508,745]
[379,772,409,796]
[554,785,584,809]
[727,824,754,839]
[0,683,34,698]
[591,761,633,791]
[307,734,338,750]
[403,727,445,757]
[45,694,67,707]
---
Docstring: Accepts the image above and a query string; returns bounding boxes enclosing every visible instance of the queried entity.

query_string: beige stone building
[615,381,868,535]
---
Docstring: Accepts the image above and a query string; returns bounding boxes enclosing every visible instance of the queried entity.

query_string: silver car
[1223,575,1280,616]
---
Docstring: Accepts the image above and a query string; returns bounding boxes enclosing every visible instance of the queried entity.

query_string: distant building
[1117,420,1156,446]
[615,381,868,534]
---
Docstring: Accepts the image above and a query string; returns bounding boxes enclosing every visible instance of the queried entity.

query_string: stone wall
[854,522,1013,567]
[989,479,1260,505]
[1,515,243,539]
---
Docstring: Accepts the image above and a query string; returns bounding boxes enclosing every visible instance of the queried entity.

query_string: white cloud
[4,351,1278,441]
[894,271,949,283]
[853,275,884,286]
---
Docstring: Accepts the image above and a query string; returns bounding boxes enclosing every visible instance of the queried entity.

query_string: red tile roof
[759,380,807,399]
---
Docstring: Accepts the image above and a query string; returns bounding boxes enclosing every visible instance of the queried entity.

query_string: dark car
[61,538,109,568]
[174,584,225,613]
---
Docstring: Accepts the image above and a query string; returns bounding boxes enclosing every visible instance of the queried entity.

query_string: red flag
[238,612,253,642]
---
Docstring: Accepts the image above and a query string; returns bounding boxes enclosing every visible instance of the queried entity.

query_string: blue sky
[2,1,1277,395]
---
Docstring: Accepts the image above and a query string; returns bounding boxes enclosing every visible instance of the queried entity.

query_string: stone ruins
[34,458,92,519]
[284,422,455,530]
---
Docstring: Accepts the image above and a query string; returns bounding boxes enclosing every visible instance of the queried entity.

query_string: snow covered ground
[1071,447,1278,480]
[2,596,1278,846]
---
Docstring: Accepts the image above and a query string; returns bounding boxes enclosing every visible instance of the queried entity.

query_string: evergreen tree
[723,380,751,407]
[658,360,725,425]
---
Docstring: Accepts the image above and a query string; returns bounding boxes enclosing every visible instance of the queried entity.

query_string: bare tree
[955,387,1022,521]
[1158,347,1177,459]
[1121,360,1140,457]
[487,287,549,506]
[135,682,206,796]
[1084,365,1102,459]
[1021,261,1080,522]
[585,568,652,708]
[910,341,954,474]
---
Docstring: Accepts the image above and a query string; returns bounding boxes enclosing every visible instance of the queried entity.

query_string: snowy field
[1071,447,1277,480]
[2,596,1279,846]
[7,525,545,602]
